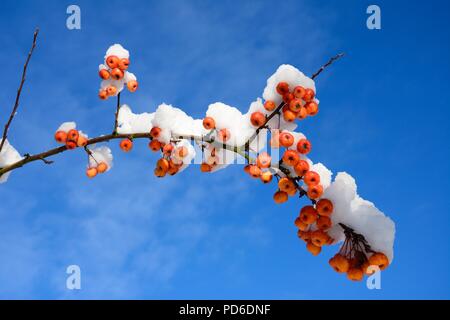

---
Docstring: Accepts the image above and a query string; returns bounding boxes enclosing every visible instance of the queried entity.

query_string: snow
[104,44,129,60]
[117,104,154,134]
[57,121,76,132]
[88,146,113,171]
[0,139,23,184]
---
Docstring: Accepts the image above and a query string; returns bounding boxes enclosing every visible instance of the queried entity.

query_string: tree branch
[311,53,345,80]
[0,28,39,153]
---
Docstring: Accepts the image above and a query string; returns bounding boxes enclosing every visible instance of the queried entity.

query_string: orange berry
[99,69,110,80]
[306,101,319,116]
[297,106,308,120]
[149,139,161,152]
[76,135,88,147]
[54,131,67,144]
[294,159,309,177]
[264,100,276,111]
[276,82,290,95]
[244,164,251,174]
[347,268,364,281]
[368,252,389,271]
[256,152,271,169]
[154,167,166,178]
[67,129,79,141]
[119,138,133,152]
[111,68,124,80]
[250,111,266,127]
[306,241,321,256]
[168,160,181,175]
[303,88,315,102]
[106,86,117,96]
[289,98,303,112]
[295,219,309,232]
[282,150,299,166]
[307,184,323,199]
[218,128,230,142]
[310,230,329,247]
[150,127,161,138]
[118,58,129,70]
[156,158,169,173]
[99,90,108,100]
[293,86,305,99]
[203,117,215,130]
[86,167,98,178]
[300,205,318,225]
[127,80,138,92]
[283,109,297,122]
[273,190,288,204]
[316,199,334,216]
[260,171,273,184]
[329,254,350,273]
[278,177,296,193]
[200,163,212,172]
[297,138,311,154]
[175,146,188,158]
[283,93,294,104]
[248,165,262,178]
[97,162,108,173]
[162,143,173,156]
[65,140,77,150]
[303,171,320,187]
[316,215,332,230]
[279,132,294,147]
[106,55,120,69]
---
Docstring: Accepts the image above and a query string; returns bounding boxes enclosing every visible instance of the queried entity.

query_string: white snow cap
[263,64,316,104]
[0,139,23,184]
[324,172,396,262]
[57,121,76,132]
[104,44,129,61]
[117,104,154,134]
[89,146,113,171]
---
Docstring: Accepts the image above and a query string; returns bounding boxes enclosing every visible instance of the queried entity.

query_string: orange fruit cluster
[86,162,108,179]
[98,54,138,100]
[54,128,88,150]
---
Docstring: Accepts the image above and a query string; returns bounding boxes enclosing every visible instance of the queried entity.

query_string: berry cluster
[54,126,87,150]
[86,161,108,178]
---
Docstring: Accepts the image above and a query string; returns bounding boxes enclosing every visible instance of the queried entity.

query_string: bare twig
[0,28,39,153]
[113,92,121,135]
[311,53,345,80]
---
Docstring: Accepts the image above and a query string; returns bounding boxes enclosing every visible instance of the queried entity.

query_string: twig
[311,53,345,80]
[113,92,121,135]
[0,28,39,153]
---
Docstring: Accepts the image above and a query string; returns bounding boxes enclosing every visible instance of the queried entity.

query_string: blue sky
[0,0,449,299]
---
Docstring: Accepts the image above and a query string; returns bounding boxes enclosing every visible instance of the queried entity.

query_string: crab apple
[118,58,129,70]
[293,86,305,99]
[282,93,294,104]
[289,98,303,112]
[368,252,389,271]
[273,190,288,204]
[248,165,262,178]
[294,159,309,177]
[154,167,166,178]
[111,68,124,80]
[175,146,188,158]
[54,131,67,144]
[67,129,79,142]
[157,158,170,172]
[347,268,364,281]
[279,132,294,147]
[316,215,332,230]
[106,85,117,96]
[283,109,296,122]
[278,177,296,193]
[296,219,309,232]
[244,164,251,174]
[106,55,120,69]
[250,111,266,127]
[150,127,161,138]
[202,116,215,130]
[260,171,273,184]
[282,150,299,166]
[98,90,108,100]
[310,230,329,247]
[200,163,212,172]
[307,184,323,199]
[218,128,230,142]
[303,171,320,187]
[300,205,318,225]
[276,82,290,95]
[97,162,108,173]
[119,138,133,152]
[76,135,88,147]
[86,167,98,178]
[168,160,181,175]
[264,100,276,111]
[256,152,271,169]
[148,139,161,152]
[297,139,311,154]
[99,69,110,80]
[306,241,321,256]
[127,80,138,92]
[286,187,297,197]
[306,101,319,116]
[297,106,308,120]
[303,88,315,102]
[162,143,173,156]
[65,140,77,150]
[329,254,350,273]
[316,198,334,217]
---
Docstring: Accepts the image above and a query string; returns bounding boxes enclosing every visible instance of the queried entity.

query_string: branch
[0,28,39,153]
[311,53,345,80]
[113,92,121,134]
